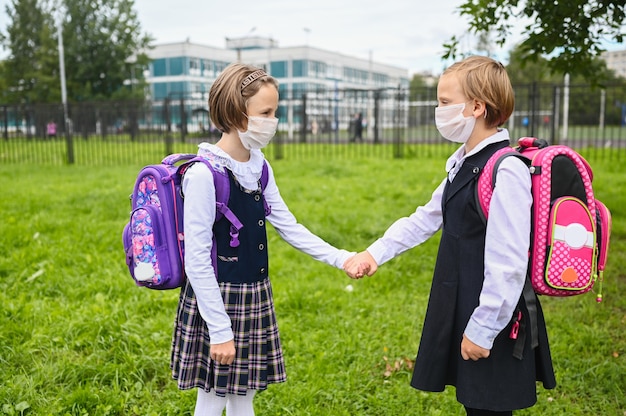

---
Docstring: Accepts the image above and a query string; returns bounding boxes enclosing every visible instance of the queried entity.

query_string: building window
[293,59,307,77]
[169,57,185,76]
[327,65,341,79]
[189,58,200,76]
[293,82,307,96]
[153,59,167,77]
[278,83,290,98]
[271,61,288,78]
[311,61,326,78]
[169,81,186,96]
[213,61,229,77]
[153,83,168,100]
[202,60,213,77]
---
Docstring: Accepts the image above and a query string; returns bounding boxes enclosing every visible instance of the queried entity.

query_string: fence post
[2,106,7,141]
[23,105,32,141]
[179,97,187,143]
[129,101,138,142]
[64,103,75,164]
[300,92,307,143]
[164,98,173,155]
[529,82,537,138]
[551,86,559,145]
[393,85,403,158]
[333,80,339,144]
[373,91,380,144]
[274,131,284,160]
[562,73,570,143]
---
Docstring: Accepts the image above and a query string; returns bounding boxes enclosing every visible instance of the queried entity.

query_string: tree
[408,72,437,128]
[409,72,439,97]
[0,61,6,97]
[0,0,59,104]
[504,43,626,132]
[0,0,152,104]
[60,0,152,101]
[444,0,626,82]
[506,46,563,86]
[506,43,619,86]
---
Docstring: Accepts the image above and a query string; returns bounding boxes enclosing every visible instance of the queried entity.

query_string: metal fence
[2,82,626,166]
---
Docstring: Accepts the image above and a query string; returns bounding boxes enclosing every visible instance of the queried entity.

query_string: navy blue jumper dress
[410,141,556,412]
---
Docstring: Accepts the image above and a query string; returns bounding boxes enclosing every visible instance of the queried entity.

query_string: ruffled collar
[197,142,265,190]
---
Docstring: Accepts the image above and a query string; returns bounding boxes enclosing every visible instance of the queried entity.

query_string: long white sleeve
[263,162,355,269]
[360,131,530,349]
[366,179,445,265]
[182,162,233,345]
[464,155,532,349]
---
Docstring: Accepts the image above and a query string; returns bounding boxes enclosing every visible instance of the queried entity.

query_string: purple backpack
[122,153,270,290]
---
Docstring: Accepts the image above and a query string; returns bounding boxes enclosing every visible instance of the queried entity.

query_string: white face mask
[435,103,476,143]
[238,116,278,149]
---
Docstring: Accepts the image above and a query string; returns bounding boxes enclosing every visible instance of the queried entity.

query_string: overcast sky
[0,0,624,75]
[131,0,516,75]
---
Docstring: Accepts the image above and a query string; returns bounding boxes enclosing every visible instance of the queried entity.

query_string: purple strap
[178,155,272,280]
[162,153,197,165]
[216,201,243,247]
[261,162,271,216]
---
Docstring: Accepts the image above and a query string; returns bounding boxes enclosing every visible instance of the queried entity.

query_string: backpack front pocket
[128,205,172,287]
[543,196,596,294]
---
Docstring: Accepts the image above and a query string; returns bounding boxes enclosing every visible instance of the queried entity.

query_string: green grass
[0,154,624,415]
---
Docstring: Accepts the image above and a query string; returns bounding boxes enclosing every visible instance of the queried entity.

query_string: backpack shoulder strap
[181,156,270,224]
[475,142,538,360]
[260,160,271,216]
[261,160,269,189]
[476,148,530,223]
[179,156,243,276]
[178,156,226,206]
[162,153,198,166]
[200,158,231,222]
[188,156,243,231]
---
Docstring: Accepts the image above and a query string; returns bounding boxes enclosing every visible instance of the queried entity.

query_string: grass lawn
[0,153,624,415]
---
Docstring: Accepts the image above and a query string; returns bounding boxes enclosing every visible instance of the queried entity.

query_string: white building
[601,49,626,78]
[145,37,410,135]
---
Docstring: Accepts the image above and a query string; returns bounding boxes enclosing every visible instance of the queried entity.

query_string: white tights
[194,389,257,416]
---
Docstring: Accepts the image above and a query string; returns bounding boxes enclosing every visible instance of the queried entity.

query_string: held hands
[210,339,236,365]
[343,251,378,279]
[460,334,490,361]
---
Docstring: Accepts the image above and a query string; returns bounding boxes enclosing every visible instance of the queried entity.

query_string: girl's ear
[471,100,487,119]
[237,112,249,132]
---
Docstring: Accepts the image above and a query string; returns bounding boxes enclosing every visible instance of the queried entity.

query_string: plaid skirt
[170,276,286,396]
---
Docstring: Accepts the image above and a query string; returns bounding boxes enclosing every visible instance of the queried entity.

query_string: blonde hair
[443,56,514,128]
[208,63,279,133]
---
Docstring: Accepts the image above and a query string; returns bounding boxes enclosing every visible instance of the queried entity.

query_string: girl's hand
[460,334,490,361]
[210,339,236,365]
[344,251,378,279]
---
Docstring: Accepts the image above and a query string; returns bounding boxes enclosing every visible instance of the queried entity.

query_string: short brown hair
[443,56,514,128]
[208,63,279,133]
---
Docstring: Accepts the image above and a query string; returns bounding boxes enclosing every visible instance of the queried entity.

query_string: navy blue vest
[213,170,269,283]
[411,141,556,410]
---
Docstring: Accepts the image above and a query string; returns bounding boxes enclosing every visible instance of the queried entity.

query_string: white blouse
[367,129,532,350]
[182,143,355,344]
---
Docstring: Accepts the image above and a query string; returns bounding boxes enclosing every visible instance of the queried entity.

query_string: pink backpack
[122,153,270,290]
[477,137,612,302]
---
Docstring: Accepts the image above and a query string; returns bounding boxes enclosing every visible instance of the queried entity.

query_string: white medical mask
[238,116,278,149]
[435,103,476,143]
